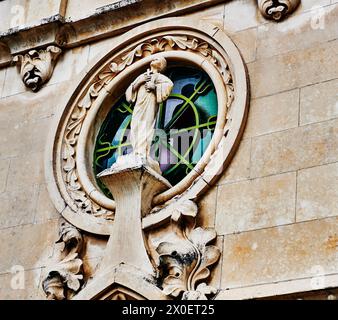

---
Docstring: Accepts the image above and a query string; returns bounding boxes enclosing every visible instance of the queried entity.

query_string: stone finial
[13,45,61,92]
[257,0,301,21]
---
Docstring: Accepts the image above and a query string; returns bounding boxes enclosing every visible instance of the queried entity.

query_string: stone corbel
[13,45,61,92]
[156,200,220,300]
[42,219,84,300]
[257,0,301,21]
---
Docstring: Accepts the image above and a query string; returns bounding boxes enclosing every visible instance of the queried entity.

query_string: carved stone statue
[125,57,173,172]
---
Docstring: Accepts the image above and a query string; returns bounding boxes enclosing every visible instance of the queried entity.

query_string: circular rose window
[94,66,218,198]
[47,18,249,235]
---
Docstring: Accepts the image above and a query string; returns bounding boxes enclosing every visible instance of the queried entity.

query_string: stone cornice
[0,0,226,67]
[0,0,302,68]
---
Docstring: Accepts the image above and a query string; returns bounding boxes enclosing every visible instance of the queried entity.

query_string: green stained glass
[94,66,218,198]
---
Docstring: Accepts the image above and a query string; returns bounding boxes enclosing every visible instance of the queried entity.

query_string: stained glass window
[94,66,218,198]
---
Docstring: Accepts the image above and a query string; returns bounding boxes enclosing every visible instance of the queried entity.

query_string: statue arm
[126,74,146,103]
[156,75,174,103]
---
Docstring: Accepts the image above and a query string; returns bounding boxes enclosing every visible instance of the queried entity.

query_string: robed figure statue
[125,57,173,173]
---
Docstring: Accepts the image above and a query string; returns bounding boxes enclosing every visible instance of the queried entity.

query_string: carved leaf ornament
[156,200,220,300]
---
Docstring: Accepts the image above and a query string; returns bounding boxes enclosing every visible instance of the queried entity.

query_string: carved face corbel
[13,45,61,92]
[258,0,301,21]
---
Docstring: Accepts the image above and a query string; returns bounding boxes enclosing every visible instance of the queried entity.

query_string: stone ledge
[216,274,338,300]
[0,0,226,67]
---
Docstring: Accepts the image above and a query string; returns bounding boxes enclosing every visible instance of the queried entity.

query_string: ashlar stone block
[297,162,338,222]
[248,39,338,99]
[251,118,338,178]
[216,172,296,235]
[244,89,299,138]
[221,216,338,289]
[300,78,338,125]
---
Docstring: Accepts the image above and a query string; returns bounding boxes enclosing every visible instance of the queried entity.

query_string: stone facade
[0,0,337,300]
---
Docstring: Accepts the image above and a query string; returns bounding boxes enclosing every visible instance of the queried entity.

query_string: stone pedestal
[97,154,171,275]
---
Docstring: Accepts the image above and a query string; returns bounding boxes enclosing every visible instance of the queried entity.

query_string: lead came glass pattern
[94,67,218,198]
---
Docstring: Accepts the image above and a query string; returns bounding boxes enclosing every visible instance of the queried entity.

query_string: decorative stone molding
[42,219,84,300]
[257,0,301,21]
[44,18,249,300]
[0,0,226,68]
[46,18,249,236]
[156,200,220,300]
[13,45,61,92]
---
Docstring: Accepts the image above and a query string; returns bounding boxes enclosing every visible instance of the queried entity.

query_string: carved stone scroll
[13,45,61,92]
[156,200,220,300]
[42,219,84,300]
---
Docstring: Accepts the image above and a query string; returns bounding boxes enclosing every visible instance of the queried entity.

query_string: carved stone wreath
[48,18,249,236]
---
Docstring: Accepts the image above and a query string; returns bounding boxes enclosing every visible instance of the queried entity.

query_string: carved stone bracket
[156,200,220,300]
[13,45,61,92]
[257,0,301,21]
[42,219,84,300]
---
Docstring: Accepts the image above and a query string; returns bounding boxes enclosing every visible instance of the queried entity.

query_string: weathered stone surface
[27,81,75,120]
[82,257,102,282]
[257,5,338,59]
[2,66,27,97]
[48,46,90,86]
[217,139,251,185]
[0,68,5,98]
[0,159,9,193]
[221,216,338,289]
[0,0,64,33]
[217,274,338,300]
[0,117,53,160]
[223,0,265,32]
[6,152,44,192]
[0,268,44,300]
[66,0,122,20]
[0,186,39,229]
[34,184,60,224]
[82,234,107,261]
[300,78,338,125]
[0,220,58,273]
[230,27,257,63]
[299,0,331,11]
[185,3,225,30]
[208,236,223,290]
[216,172,296,235]
[248,39,338,99]
[297,162,338,222]
[88,37,119,62]
[0,80,70,128]
[244,89,299,138]
[251,118,338,178]
[197,186,218,228]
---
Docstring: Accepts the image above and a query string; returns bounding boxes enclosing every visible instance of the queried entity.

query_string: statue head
[150,57,167,73]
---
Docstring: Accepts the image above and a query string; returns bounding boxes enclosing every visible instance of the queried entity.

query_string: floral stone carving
[13,45,61,91]
[257,0,301,21]
[156,200,220,300]
[42,219,84,300]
